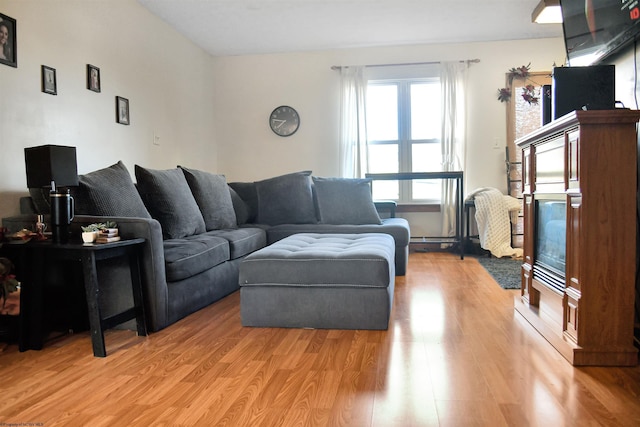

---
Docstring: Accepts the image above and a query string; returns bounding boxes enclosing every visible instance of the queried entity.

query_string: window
[366,78,442,203]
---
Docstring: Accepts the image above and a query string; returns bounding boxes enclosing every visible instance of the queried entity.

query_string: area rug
[476,256,522,290]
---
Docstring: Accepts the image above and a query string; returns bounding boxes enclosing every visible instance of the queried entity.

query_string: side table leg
[23,247,45,351]
[81,252,106,357]
[128,250,147,337]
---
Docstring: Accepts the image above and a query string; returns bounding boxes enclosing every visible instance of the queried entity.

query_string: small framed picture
[116,96,130,125]
[0,13,17,68]
[87,64,100,92]
[41,65,57,95]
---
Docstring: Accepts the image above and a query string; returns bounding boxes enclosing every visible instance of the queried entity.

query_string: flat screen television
[560,0,640,65]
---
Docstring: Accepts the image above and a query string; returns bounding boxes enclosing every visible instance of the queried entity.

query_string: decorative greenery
[81,221,117,233]
[0,258,20,309]
[497,87,512,103]
[497,63,539,105]
[81,224,101,232]
[507,64,532,84]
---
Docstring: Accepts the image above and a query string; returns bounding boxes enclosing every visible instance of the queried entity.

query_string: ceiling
[136,0,564,57]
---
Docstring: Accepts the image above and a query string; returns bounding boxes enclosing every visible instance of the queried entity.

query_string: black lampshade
[24,145,79,189]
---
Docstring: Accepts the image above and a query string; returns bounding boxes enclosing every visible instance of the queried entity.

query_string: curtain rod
[330,58,480,71]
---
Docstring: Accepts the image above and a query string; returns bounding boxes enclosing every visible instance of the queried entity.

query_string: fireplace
[515,110,640,366]
[533,199,566,293]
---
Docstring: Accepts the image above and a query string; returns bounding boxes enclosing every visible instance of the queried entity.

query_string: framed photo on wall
[87,64,100,92]
[41,65,57,95]
[116,96,130,125]
[0,13,17,68]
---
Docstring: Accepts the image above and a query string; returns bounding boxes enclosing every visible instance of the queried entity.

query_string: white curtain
[440,61,468,238]
[339,66,368,178]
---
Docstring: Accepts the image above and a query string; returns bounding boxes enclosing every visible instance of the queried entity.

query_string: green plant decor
[81,221,118,233]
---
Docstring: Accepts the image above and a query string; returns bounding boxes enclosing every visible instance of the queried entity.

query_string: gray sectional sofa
[2,162,410,332]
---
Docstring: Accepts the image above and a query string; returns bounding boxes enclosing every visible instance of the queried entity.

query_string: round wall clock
[269,106,300,137]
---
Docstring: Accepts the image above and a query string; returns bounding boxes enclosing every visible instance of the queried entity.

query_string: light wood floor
[1,252,640,426]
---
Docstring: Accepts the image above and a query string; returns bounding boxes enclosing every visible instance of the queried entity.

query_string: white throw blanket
[467,187,523,259]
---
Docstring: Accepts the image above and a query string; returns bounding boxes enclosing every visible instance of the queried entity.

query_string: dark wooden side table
[2,238,147,357]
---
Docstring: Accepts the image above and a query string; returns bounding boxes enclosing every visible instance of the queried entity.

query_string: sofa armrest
[2,214,38,232]
[374,200,397,218]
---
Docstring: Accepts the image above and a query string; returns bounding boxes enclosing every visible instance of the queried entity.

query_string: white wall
[0,0,216,220]
[213,39,566,186]
[609,48,640,110]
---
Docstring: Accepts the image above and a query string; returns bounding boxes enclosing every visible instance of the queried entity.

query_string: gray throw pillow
[179,166,237,230]
[134,165,206,239]
[255,171,317,225]
[74,161,151,218]
[228,186,250,225]
[312,177,382,225]
[228,181,258,223]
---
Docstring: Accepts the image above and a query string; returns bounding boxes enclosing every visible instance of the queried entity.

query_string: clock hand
[272,119,287,129]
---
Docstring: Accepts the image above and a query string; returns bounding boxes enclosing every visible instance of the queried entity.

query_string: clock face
[270,106,300,137]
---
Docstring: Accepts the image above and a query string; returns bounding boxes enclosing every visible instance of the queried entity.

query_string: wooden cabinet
[515,110,640,366]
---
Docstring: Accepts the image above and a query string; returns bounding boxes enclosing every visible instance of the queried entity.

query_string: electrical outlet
[153,132,160,146]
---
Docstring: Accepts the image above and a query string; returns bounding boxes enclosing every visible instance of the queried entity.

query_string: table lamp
[24,145,78,243]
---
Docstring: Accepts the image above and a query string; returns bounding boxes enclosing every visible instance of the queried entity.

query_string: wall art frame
[0,13,17,68]
[41,65,57,95]
[87,64,100,92]
[116,96,130,125]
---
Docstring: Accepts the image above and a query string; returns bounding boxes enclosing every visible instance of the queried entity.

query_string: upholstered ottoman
[239,233,395,330]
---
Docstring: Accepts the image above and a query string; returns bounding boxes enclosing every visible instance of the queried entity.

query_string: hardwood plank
[0,252,639,426]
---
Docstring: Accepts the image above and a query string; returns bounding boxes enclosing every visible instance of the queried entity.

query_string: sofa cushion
[205,227,267,259]
[266,218,411,276]
[312,177,381,225]
[179,166,237,230]
[74,161,151,218]
[163,234,230,282]
[135,165,206,239]
[241,233,394,288]
[228,181,258,223]
[255,171,317,225]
